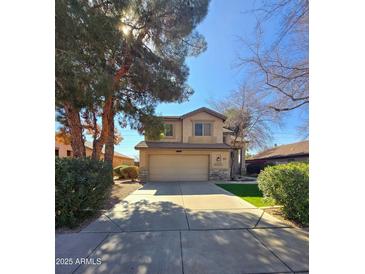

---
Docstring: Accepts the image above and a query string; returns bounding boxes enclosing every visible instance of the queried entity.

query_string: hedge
[55,157,113,228]
[257,162,309,226]
[113,165,139,181]
[113,164,129,178]
[121,166,139,181]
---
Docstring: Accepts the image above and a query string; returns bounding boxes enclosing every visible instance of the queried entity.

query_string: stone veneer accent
[209,168,230,181]
[139,168,230,182]
[139,167,148,182]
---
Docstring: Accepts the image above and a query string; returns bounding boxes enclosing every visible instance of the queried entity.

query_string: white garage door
[149,155,209,181]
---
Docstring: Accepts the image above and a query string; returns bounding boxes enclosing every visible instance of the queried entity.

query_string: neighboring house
[246,140,309,173]
[55,140,134,167]
[135,107,232,182]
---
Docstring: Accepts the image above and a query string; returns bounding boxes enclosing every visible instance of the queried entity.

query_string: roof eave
[247,153,309,161]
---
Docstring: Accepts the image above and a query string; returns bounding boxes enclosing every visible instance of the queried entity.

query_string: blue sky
[115,0,307,159]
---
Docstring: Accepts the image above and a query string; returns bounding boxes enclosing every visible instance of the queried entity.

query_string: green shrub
[113,165,139,181]
[120,166,139,181]
[113,165,128,178]
[257,162,309,226]
[55,157,113,228]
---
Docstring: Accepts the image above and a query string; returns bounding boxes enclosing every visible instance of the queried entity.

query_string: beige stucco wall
[144,111,224,144]
[55,143,73,158]
[182,112,223,143]
[113,157,135,167]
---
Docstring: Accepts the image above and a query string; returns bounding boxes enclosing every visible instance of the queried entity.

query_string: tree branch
[269,100,308,112]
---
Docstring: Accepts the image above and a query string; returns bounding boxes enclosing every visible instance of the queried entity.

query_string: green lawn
[217,184,277,208]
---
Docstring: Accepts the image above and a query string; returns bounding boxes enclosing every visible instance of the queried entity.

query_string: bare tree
[210,84,281,177]
[238,0,308,133]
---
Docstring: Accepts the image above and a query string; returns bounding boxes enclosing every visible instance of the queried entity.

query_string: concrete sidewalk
[56,182,308,274]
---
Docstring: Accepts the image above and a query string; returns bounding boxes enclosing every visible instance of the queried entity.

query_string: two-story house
[135,107,232,182]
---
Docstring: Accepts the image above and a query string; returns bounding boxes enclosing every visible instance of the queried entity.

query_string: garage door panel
[149,155,208,181]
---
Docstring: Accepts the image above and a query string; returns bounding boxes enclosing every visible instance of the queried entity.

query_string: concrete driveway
[56,182,309,274]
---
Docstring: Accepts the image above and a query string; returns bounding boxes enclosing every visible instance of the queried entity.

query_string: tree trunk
[92,139,104,160]
[231,149,240,177]
[230,134,240,180]
[92,58,131,161]
[239,147,246,175]
[92,134,104,160]
[92,97,113,160]
[90,109,102,160]
[104,114,114,165]
[64,102,85,157]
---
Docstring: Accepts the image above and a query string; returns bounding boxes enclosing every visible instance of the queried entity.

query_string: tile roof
[135,141,231,150]
[248,140,309,160]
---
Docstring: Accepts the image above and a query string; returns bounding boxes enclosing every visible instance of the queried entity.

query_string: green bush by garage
[257,162,309,226]
[113,165,139,181]
[55,157,113,228]
[113,165,129,178]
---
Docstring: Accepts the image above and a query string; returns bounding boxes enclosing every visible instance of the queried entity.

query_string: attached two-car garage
[149,155,209,181]
[136,141,231,182]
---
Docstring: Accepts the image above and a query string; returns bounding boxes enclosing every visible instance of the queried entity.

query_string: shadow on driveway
[56,182,308,274]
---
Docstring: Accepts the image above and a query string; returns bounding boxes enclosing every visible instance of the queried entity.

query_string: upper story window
[164,124,174,137]
[194,122,212,136]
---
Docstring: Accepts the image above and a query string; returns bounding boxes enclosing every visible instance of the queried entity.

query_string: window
[194,123,212,136]
[204,123,212,136]
[67,150,72,157]
[55,149,59,157]
[195,123,203,136]
[164,124,173,137]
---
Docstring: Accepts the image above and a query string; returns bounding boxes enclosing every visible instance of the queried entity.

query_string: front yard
[217,184,277,208]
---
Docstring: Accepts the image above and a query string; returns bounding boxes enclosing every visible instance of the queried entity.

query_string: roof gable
[180,107,226,121]
[160,107,226,121]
